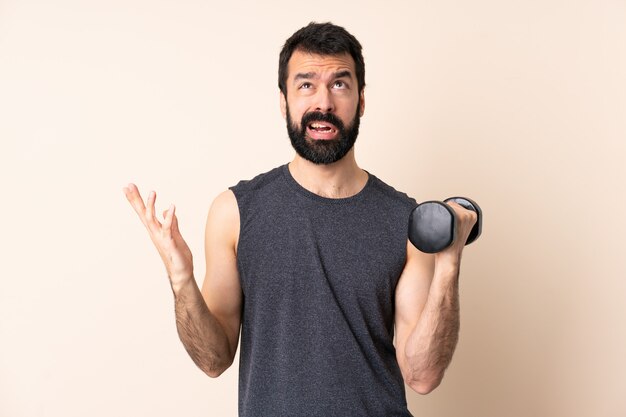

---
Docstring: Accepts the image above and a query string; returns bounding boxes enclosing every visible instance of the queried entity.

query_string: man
[123,22,476,417]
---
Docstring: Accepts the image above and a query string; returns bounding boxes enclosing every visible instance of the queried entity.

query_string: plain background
[1,0,625,416]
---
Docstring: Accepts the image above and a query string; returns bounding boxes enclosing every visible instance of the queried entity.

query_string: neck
[288,149,369,199]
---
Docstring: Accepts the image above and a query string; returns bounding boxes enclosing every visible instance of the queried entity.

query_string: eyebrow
[333,70,353,80]
[293,70,354,82]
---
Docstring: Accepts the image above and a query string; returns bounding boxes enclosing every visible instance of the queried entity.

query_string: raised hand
[123,183,194,288]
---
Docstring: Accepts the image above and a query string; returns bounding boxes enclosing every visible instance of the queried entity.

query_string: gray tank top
[230,165,417,417]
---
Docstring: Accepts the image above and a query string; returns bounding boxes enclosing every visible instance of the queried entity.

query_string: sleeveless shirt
[230,164,417,417]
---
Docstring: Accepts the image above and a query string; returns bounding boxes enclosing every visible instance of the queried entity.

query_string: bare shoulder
[205,189,240,249]
[202,189,241,299]
[209,189,239,221]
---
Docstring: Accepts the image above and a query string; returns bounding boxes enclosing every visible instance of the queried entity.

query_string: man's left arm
[394,202,477,394]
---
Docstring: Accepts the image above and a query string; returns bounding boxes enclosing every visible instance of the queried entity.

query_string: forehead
[287,50,356,79]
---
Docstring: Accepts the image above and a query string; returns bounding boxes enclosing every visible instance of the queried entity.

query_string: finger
[171,208,180,235]
[445,201,462,211]
[166,207,181,238]
[162,204,175,240]
[122,182,136,196]
[123,183,144,208]
[447,201,477,228]
[145,190,162,229]
[447,202,471,218]
[123,183,149,221]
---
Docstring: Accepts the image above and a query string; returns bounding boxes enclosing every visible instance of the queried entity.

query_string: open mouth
[306,121,338,140]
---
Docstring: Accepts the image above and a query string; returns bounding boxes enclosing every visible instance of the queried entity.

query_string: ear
[359,90,365,117]
[280,91,287,119]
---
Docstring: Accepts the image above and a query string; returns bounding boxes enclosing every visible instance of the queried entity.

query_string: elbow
[204,367,226,378]
[405,372,444,395]
[408,379,441,395]
[202,361,231,378]
[198,356,234,379]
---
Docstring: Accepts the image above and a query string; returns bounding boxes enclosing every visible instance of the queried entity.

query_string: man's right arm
[123,183,241,378]
[173,190,242,378]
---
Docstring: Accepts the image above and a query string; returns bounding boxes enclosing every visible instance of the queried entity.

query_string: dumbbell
[408,197,482,254]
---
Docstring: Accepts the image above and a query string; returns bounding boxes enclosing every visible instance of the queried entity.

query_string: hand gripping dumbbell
[408,197,482,254]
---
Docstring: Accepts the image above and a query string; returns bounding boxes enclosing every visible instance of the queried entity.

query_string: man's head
[278,22,365,97]
[278,22,366,165]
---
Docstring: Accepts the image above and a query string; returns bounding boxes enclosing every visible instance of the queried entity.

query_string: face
[280,50,365,165]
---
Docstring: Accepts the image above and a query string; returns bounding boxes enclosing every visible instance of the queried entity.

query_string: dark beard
[286,104,360,165]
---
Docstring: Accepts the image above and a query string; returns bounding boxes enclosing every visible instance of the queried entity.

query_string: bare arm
[394,202,477,394]
[123,185,242,377]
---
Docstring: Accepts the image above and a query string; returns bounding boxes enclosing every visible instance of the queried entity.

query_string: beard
[286,103,361,165]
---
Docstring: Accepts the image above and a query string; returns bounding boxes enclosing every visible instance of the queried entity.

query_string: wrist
[433,251,461,282]
[170,273,196,295]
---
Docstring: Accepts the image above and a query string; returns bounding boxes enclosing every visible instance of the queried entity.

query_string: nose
[314,86,334,113]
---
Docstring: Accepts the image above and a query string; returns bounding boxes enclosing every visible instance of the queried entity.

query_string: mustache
[299,111,345,131]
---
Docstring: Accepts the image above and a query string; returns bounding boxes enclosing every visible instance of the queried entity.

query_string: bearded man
[124,22,476,417]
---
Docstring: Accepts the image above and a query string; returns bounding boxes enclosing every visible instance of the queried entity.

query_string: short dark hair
[278,22,365,96]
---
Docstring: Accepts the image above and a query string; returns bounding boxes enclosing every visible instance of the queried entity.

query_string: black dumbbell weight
[408,197,482,254]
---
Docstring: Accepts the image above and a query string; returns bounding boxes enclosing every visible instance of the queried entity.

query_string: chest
[236,196,409,301]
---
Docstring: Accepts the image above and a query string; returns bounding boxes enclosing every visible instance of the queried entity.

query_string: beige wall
[1,0,624,416]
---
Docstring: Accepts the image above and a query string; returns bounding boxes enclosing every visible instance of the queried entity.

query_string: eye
[299,82,313,89]
[333,80,347,89]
